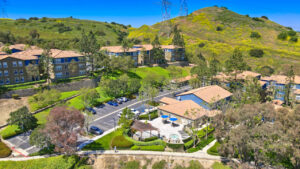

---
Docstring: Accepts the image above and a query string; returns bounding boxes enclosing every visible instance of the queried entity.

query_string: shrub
[278,32,288,40]
[197,125,215,138]
[123,131,164,146]
[12,94,20,99]
[259,66,274,76]
[95,30,106,36]
[1,125,22,139]
[261,16,268,20]
[249,48,264,58]
[0,141,12,158]
[144,136,158,142]
[216,26,223,31]
[289,36,298,43]
[250,32,261,39]
[111,135,133,149]
[167,143,184,149]
[252,17,264,22]
[131,145,165,151]
[152,160,167,169]
[198,42,205,48]
[288,30,297,36]
[187,135,215,153]
[184,139,195,149]
[182,136,192,143]
[138,111,158,120]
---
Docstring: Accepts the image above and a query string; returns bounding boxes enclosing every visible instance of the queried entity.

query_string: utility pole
[179,0,188,16]
[160,0,171,37]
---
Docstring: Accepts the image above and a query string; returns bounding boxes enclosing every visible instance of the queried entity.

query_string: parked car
[121,97,129,102]
[107,101,118,107]
[131,108,140,116]
[86,107,97,115]
[116,98,123,104]
[89,126,103,135]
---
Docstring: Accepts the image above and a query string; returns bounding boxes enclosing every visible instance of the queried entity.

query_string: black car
[86,107,97,115]
[89,126,103,135]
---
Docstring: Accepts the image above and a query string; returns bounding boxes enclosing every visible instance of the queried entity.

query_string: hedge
[166,143,184,149]
[0,141,12,158]
[111,135,133,149]
[131,145,165,151]
[123,130,165,146]
[198,126,214,138]
[207,141,220,156]
[184,138,196,150]
[144,136,158,142]
[0,125,22,140]
[138,111,158,120]
[187,135,215,153]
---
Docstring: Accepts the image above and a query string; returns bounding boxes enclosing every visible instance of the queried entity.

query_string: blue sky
[2,0,300,30]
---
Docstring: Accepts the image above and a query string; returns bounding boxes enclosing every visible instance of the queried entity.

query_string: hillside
[0,17,128,48]
[128,7,300,73]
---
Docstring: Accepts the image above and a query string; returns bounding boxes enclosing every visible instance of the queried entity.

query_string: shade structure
[161,115,169,119]
[169,118,178,122]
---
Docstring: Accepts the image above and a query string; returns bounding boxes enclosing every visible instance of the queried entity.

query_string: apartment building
[101,44,185,66]
[0,49,41,85]
[50,49,86,79]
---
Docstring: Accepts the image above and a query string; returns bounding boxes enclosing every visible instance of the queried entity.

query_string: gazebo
[130,120,160,140]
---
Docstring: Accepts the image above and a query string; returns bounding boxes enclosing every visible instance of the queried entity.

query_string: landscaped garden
[0,140,12,158]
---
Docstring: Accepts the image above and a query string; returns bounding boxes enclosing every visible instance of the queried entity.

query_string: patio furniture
[161,115,169,124]
[169,118,178,127]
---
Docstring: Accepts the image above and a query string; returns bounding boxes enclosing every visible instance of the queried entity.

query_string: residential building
[101,44,185,66]
[158,85,231,127]
[50,49,86,80]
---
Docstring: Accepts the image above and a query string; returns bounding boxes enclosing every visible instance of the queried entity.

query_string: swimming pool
[169,134,179,140]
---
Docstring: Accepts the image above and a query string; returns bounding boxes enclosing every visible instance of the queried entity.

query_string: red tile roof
[159,97,180,105]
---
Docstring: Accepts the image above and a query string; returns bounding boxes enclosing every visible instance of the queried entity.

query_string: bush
[259,66,274,76]
[289,36,298,43]
[249,48,264,58]
[152,160,167,169]
[252,17,264,22]
[12,94,20,99]
[131,145,165,151]
[250,32,261,39]
[261,16,268,20]
[123,131,164,146]
[187,135,215,153]
[197,126,215,138]
[184,139,195,149]
[207,142,220,156]
[198,42,205,48]
[182,136,192,143]
[0,141,12,158]
[144,136,158,142]
[167,143,184,149]
[138,111,158,120]
[1,125,22,139]
[287,30,297,36]
[278,32,288,40]
[111,135,133,149]
[216,26,223,31]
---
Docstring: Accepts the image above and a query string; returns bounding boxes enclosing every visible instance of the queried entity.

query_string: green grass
[82,129,123,150]
[197,125,214,138]
[207,141,220,156]
[0,155,88,169]
[0,141,12,158]
[212,162,231,169]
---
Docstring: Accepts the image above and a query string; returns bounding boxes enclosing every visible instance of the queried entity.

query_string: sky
[1,0,300,31]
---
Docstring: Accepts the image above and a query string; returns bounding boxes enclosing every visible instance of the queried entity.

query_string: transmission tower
[179,0,188,16]
[0,0,8,18]
[160,0,171,37]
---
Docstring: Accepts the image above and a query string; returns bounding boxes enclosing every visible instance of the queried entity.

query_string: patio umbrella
[169,118,178,122]
[161,115,169,119]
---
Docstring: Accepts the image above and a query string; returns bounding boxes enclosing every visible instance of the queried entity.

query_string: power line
[160,0,172,37]
[179,0,188,16]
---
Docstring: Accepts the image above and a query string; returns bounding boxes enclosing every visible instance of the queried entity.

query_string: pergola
[130,120,160,139]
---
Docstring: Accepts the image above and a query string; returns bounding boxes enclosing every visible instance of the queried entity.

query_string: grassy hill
[0,17,128,48]
[128,7,300,73]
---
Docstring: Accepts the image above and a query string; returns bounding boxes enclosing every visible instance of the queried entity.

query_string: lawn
[0,155,89,169]
[207,141,220,156]
[0,141,12,158]
[82,129,123,150]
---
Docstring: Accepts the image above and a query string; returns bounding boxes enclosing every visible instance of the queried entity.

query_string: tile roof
[159,97,180,105]
[101,44,182,53]
[259,80,267,86]
[178,85,232,103]
[158,100,220,120]
[0,49,42,61]
[294,89,300,95]
[215,71,261,82]
[50,49,83,58]
[261,75,300,84]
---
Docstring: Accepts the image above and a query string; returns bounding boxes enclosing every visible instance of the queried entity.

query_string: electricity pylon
[160,0,172,37]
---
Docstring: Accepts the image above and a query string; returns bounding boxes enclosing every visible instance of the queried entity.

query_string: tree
[39,47,52,85]
[79,30,100,73]
[259,66,274,76]
[7,107,37,133]
[250,32,261,39]
[277,32,288,40]
[80,88,100,108]
[241,77,263,104]
[25,63,39,81]
[151,35,165,64]
[118,108,134,130]
[0,31,15,44]
[29,29,40,39]
[121,38,133,53]
[172,25,185,47]
[45,106,84,154]
[249,48,264,58]
[29,125,51,149]
[289,36,298,43]
[109,56,135,72]
[225,48,248,82]
[284,65,295,107]
[69,59,78,74]
[29,89,61,109]
[139,83,159,105]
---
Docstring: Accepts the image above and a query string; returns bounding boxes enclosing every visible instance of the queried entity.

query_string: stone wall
[0,78,100,99]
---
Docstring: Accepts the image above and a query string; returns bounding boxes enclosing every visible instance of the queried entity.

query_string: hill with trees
[128,6,300,74]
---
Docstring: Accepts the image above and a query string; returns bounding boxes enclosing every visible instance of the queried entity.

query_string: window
[55,72,63,78]
[296,95,300,101]
[79,70,86,75]
[79,64,85,69]
[0,80,3,85]
[0,71,2,77]
[20,77,24,82]
[19,69,24,75]
[55,65,62,71]
[4,70,8,76]
[0,62,2,68]
[14,70,18,75]
[6,78,10,84]
[55,59,61,64]
[18,61,23,67]
[79,57,85,62]
[15,77,19,83]
[12,61,17,67]
[3,62,7,68]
